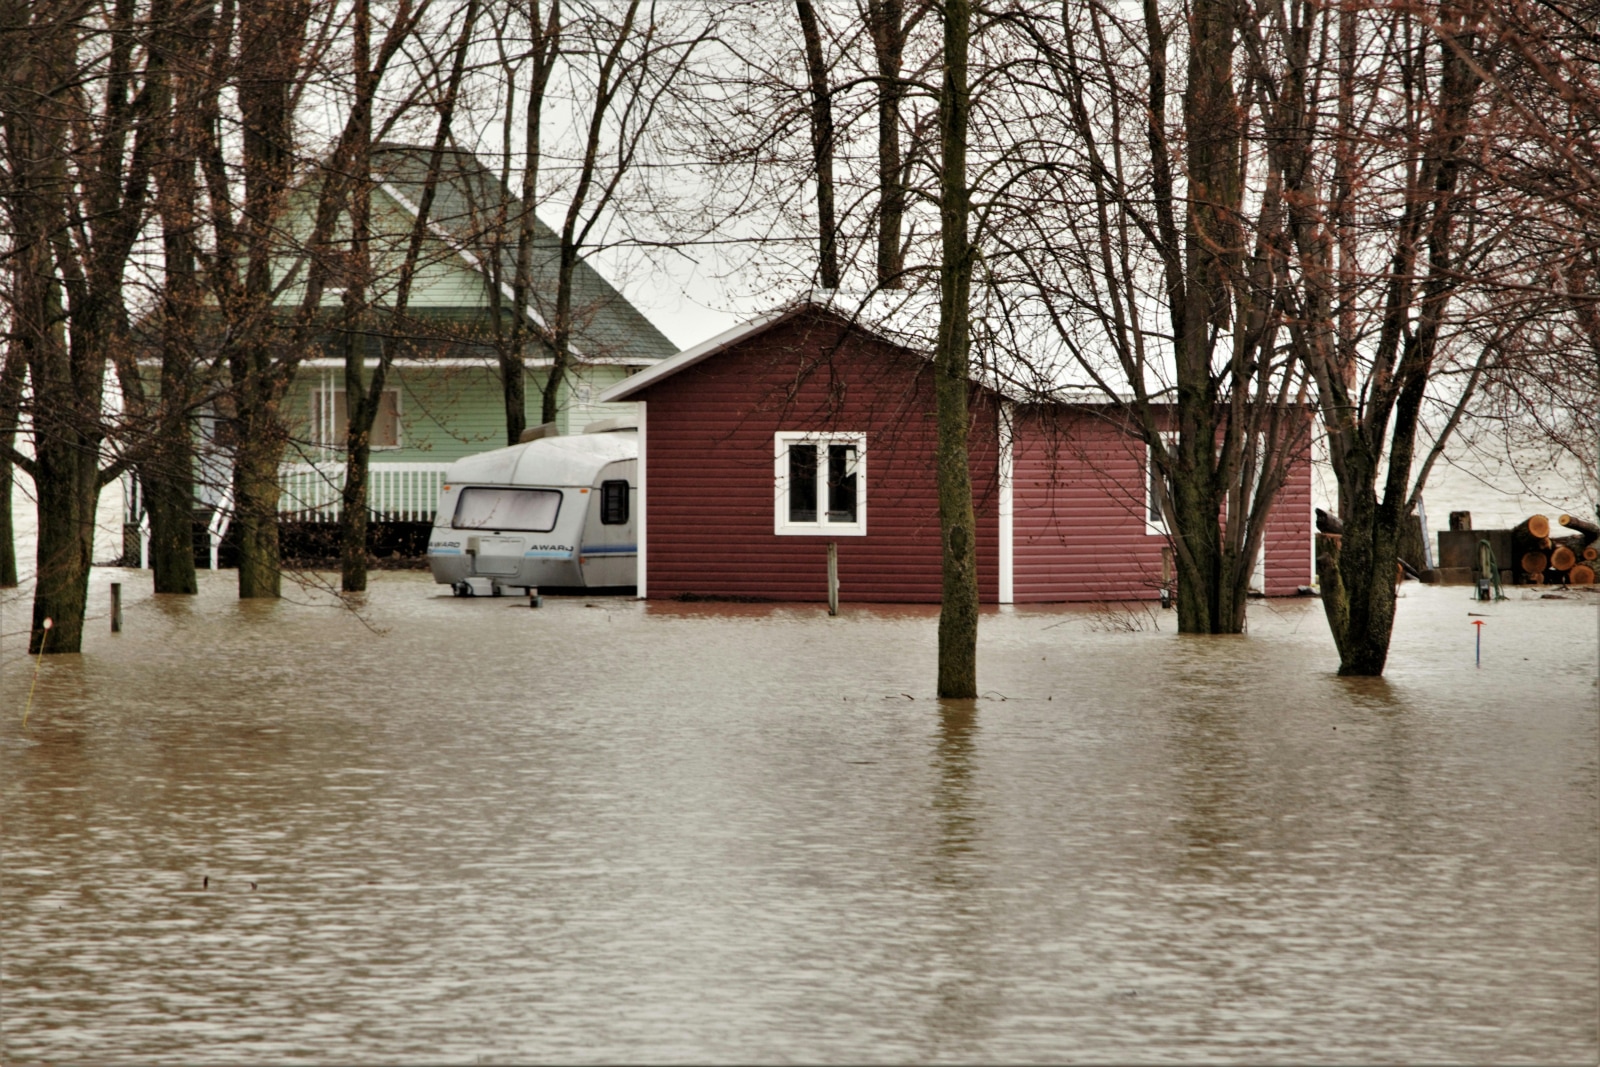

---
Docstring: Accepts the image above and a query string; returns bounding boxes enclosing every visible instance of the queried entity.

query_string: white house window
[774,431,866,536]
[312,387,401,449]
[1146,434,1176,536]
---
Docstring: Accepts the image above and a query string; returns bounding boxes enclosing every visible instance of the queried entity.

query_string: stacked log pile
[1512,513,1598,585]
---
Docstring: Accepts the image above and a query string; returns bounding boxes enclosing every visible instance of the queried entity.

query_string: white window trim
[774,431,867,536]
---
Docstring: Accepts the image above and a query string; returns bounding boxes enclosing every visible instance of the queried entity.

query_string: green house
[131,145,678,565]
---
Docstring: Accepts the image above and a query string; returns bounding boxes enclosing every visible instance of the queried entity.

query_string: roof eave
[594,303,810,403]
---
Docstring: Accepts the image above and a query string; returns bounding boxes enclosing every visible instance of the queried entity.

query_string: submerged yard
[2,571,1596,1063]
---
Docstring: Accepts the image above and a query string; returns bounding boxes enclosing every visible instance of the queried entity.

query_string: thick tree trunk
[1329,479,1401,675]
[31,438,99,655]
[147,297,199,594]
[23,288,103,655]
[935,0,978,699]
[142,0,202,595]
[146,406,198,594]
[232,409,285,598]
[1169,0,1245,636]
[228,0,306,600]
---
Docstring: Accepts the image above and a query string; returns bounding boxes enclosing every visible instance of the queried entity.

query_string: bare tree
[475,0,562,446]
[935,0,978,698]
[195,0,431,599]
[796,0,840,290]
[1,0,161,653]
[336,0,479,592]
[955,1,1309,635]
[1240,0,1488,673]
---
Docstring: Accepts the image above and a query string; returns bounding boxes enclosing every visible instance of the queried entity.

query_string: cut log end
[1551,545,1577,571]
[1525,514,1550,539]
[1521,551,1549,575]
[1570,564,1596,586]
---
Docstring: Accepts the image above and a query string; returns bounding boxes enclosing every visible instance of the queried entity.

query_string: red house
[598,302,1312,604]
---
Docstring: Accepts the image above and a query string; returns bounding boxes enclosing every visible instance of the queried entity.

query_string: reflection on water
[1,574,1596,1064]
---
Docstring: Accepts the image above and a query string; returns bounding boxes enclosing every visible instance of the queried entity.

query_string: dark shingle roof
[371,143,676,365]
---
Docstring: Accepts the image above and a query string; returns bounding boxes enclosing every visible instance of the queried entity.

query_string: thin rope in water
[21,619,51,728]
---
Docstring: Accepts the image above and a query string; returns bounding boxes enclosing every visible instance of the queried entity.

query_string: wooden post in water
[110,582,122,633]
[827,542,839,616]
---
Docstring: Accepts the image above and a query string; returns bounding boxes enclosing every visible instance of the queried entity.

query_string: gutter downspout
[636,401,647,600]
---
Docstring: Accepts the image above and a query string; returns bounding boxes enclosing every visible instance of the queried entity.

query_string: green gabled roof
[370,143,676,366]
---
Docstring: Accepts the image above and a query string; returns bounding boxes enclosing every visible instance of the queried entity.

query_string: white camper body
[427,422,638,595]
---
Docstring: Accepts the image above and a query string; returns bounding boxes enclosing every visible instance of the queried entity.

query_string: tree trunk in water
[146,428,198,593]
[1169,465,1221,633]
[340,435,371,592]
[1169,0,1245,636]
[1329,484,1400,675]
[935,0,978,699]
[147,350,199,594]
[30,440,98,655]
[1314,533,1350,663]
[147,5,202,598]
[233,420,284,599]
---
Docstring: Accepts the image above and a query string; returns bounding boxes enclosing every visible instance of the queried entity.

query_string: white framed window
[1146,433,1177,535]
[774,431,866,536]
[312,387,402,449]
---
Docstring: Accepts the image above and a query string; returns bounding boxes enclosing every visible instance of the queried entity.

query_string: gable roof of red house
[596,299,906,404]
[597,294,1172,407]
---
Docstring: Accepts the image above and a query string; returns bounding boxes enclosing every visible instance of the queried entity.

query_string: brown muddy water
[2,571,1596,1064]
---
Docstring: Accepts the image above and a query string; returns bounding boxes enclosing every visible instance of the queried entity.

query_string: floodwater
[2,572,1596,1065]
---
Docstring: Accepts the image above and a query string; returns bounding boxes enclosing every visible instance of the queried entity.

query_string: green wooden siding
[283,362,641,465]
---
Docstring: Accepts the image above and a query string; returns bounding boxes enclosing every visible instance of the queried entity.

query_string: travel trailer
[427,419,638,595]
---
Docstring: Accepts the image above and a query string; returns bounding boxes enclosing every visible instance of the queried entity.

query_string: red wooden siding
[638,309,1000,603]
[1262,447,1313,595]
[1011,407,1162,602]
[1010,406,1313,602]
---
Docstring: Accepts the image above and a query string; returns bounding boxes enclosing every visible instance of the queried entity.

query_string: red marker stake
[1472,619,1485,667]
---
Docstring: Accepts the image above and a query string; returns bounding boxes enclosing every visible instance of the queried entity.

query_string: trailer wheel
[452,581,473,597]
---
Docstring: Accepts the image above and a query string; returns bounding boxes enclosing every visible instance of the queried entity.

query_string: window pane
[827,444,857,523]
[1148,455,1161,523]
[453,487,562,532]
[789,444,817,522]
[600,480,629,525]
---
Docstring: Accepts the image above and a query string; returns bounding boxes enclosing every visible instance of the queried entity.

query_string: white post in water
[110,583,122,633]
[827,542,839,616]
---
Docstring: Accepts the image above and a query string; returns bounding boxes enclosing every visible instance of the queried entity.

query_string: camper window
[774,432,866,536]
[600,480,629,525]
[453,487,562,532]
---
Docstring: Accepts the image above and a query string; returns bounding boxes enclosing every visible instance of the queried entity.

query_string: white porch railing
[278,462,449,522]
